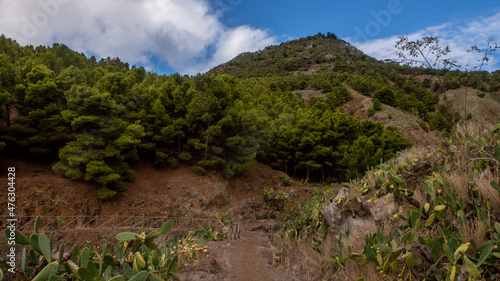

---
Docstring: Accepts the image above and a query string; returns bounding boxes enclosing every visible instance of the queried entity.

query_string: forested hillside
[211,33,500,129]
[0,34,413,199]
[1,33,499,199]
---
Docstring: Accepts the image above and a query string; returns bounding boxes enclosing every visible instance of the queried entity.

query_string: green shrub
[191,165,206,175]
[168,157,179,169]
[433,81,441,92]
[422,78,432,88]
[454,112,461,122]
[444,78,460,90]
[372,98,382,111]
[419,121,430,132]
[154,151,169,167]
[280,175,294,186]
[373,86,396,106]
[366,108,375,117]
[96,188,117,200]
[387,113,392,119]
[466,113,473,120]
[179,151,192,161]
[476,91,486,98]
[429,112,452,132]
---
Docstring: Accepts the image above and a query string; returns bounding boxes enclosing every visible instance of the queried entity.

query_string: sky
[0,0,499,75]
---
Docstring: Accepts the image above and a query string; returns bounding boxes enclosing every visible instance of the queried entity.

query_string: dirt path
[178,230,298,281]
[225,231,295,281]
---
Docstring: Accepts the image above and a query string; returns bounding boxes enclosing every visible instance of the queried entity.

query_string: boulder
[366,193,398,222]
[323,200,343,229]
[323,187,349,229]
[323,188,399,230]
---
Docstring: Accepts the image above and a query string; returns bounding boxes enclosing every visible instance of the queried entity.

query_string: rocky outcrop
[323,188,398,230]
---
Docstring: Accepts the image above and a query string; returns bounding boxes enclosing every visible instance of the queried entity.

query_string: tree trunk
[177,136,181,154]
[204,134,209,161]
[321,165,325,182]
[7,103,11,127]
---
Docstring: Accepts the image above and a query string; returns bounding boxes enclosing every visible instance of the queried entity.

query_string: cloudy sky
[0,0,498,75]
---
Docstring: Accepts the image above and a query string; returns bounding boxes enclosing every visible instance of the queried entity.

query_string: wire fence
[0,215,220,233]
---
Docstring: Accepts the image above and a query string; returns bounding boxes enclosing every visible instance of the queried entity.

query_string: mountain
[210,32,500,142]
[209,32,376,78]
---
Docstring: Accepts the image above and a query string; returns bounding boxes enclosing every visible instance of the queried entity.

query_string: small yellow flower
[203,249,208,253]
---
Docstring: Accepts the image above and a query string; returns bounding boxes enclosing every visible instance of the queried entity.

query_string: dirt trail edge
[178,231,299,281]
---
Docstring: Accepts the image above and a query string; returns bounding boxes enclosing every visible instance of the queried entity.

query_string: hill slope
[209,33,375,78]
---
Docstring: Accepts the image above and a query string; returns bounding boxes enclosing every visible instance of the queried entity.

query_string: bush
[96,188,117,200]
[168,157,179,169]
[476,91,486,98]
[179,151,192,161]
[454,112,462,122]
[433,81,441,92]
[191,165,207,175]
[374,86,396,106]
[419,121,429,132]
[372,98,382,111]
[444,78,460,90]
[366,108,375,117]
[154,151,169,167]
[387,113,392,119]
[429,112,451,132]
[422,78,432,88]
[467,113,473,120]
[280,175,294,186]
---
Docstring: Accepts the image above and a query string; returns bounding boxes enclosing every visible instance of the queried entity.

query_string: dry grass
[455,119,490,139]
[445,171,470,203]
[474,171,500,210]
[274,234,333,280]
[444,88,500,126]
[457,217,489,246]
[412,189,428,210]
[387,145,436,168]
[273,218,381,281]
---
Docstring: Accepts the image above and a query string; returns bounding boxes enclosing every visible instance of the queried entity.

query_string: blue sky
[0,0,499,74]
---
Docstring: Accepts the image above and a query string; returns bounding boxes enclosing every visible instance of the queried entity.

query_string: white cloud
[0,0,277,74]
[347,11,500,71]
[182,25,277,74]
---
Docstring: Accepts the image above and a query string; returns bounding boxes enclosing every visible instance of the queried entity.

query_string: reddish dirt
[178,230,298,281]
[0,157,301,280]
[0,157,288,219]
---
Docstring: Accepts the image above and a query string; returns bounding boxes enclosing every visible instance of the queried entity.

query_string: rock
[333,187,349,202]
[323,187,349,229]
[366,193,398,222]
[323,201,343,229]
